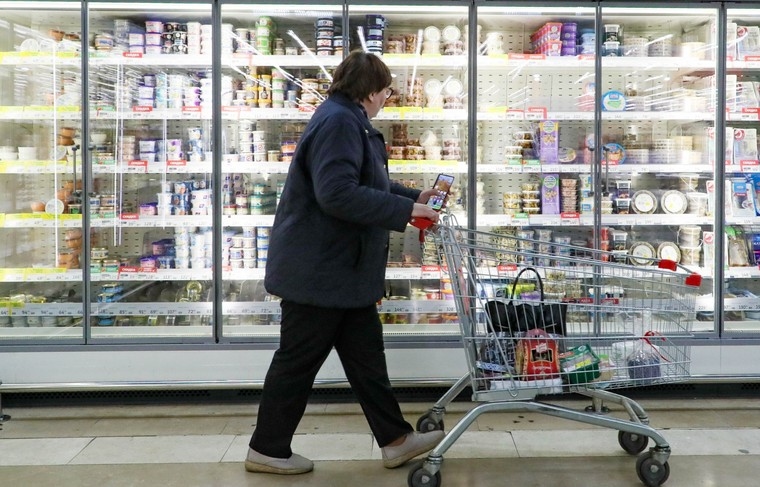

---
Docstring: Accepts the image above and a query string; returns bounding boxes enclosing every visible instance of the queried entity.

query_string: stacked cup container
[364,14,385,54]
[315,17,335,56]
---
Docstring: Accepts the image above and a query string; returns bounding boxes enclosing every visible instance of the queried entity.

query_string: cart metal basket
[408,215,703,487]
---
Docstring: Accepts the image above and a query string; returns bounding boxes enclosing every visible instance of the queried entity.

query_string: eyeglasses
[385,87,396,100]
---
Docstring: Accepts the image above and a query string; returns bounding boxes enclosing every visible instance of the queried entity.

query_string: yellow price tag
[486,106,509,114]
[24,267,65,276]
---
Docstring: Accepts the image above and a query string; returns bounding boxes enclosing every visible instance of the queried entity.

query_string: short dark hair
[327,50,392,101]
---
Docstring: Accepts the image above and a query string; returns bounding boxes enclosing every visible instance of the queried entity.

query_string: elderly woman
[245,50,444,475]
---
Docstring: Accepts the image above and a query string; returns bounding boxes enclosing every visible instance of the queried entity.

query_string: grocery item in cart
[515,328,560,379]
[559,344,601,384]
[626,339,663,385]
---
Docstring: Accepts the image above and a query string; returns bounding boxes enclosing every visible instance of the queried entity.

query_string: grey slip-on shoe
[244,448,314,475]
[381,430,445,469]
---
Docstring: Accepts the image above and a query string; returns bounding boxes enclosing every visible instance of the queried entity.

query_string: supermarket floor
[0,396,759,487]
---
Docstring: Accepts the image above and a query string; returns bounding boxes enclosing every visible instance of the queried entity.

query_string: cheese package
[726,178,757,217]
[737,25,760,60]
[733,128,759,166]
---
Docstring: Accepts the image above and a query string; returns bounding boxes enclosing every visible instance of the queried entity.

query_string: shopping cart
[408,215,702,487]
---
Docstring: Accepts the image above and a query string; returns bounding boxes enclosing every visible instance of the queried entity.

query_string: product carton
[737,25,760,60]
[733,128,759,165]
[706,179,715,217]
[726,177,757,217]
[538,121,559,164]
[541,174,560,215]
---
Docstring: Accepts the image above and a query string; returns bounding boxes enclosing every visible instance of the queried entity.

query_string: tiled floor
[1,396,759,486]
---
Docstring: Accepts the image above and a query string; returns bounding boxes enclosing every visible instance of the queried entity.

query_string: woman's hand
[411,203,440,223]
[417,188,439,205]
[418,188,449,209]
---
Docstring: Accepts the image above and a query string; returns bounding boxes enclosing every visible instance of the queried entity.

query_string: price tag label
[382,110,401,120]
[167,159,188,172]
[523,161,541,172]
[560,212,580,226]
[739,108,760,121]
[126,160,148,173]
[181,106,202,119]
[123,52,143,59]
[420,265,442,279]
[221,106,240,120]
[740,159,760,172]
[491,215,512,226]
[525,107,547,120]
[508,53,545,61]
[497,264,518,275]
[401,107,424,120]
[505,109,524,120]
[386,269,411,280]
[512,213,530,226]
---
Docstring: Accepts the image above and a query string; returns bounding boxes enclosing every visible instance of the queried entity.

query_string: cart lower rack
[408,218,703,487]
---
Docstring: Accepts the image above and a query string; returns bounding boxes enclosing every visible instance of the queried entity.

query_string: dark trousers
[249,301,413,458]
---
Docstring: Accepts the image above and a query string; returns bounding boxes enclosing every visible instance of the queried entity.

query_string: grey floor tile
[87,416,230,437]
[666,428,760,456]
[0,418,99,439]
[512,428,626,457]
[69,435,236,465]
[0,438,93,466]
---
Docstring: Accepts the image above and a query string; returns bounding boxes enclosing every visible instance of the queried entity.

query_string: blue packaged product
[749,173,760,216]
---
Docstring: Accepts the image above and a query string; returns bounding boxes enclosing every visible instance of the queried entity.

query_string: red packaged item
[517,328,560,379]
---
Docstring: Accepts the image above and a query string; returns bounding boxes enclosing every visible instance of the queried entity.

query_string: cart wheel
[585,404,610,413]
[636,452,670,487]
[619,430,649,455]
[416,412,444,433]
[408,462,441,487]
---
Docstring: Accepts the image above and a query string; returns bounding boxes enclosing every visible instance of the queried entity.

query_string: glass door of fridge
[0,2,84,341]
[724,7,760,335]
[599,5,717,333]
[344,2,470,338]
[474,3,597,305]
[218,1,344,339]
[87,2,214,341]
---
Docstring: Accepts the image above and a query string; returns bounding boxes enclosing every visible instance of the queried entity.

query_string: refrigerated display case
[218,1,345,339]
[596,6,718,333]
[472,4,717,339]
[723,6,760,334]
[2,1,760,388]
[85,2,216,341]
[343,1,471,337]
[0,1,84,342]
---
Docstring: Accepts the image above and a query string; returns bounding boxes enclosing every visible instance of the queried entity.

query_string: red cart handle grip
[411,217,435,242]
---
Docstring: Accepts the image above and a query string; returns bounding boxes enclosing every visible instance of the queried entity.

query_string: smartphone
[427,174,455,211]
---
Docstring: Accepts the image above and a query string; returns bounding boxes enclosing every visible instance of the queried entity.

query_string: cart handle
[657,259,702,287]
[410,217,436,242]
